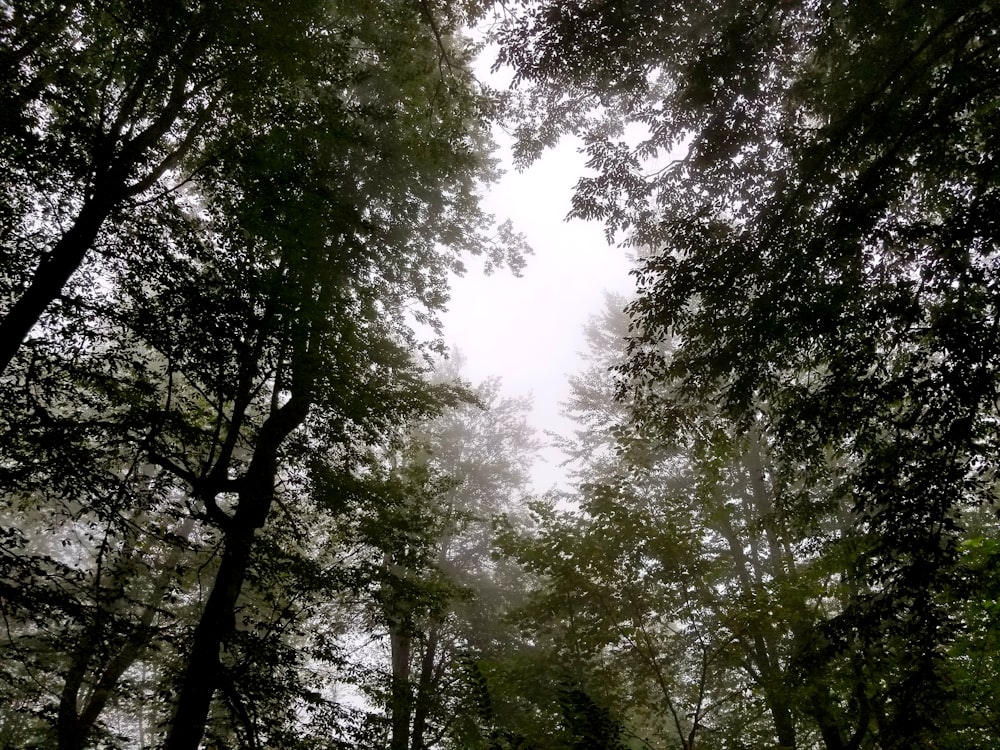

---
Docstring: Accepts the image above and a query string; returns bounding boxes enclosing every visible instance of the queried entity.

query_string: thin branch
[415,0,454,76]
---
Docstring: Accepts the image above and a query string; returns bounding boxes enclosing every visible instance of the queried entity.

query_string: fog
[441,133,635,492]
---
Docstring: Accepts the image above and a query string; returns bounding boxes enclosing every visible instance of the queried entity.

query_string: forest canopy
[2,0,1000,748]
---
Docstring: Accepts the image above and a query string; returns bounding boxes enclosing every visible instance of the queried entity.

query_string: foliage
[491,292,1000,749]
[326,367,539,750]
[494,2,1000,745]
[1,0,528,747]
[5,0,1000,747]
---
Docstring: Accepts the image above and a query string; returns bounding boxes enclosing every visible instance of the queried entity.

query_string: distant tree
[333,365,539,750]
[552,293,633,482]
[415,373,539,750]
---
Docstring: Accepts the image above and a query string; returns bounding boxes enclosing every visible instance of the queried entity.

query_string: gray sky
[441,134,635,492]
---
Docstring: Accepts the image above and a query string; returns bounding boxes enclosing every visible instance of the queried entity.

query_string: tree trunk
[56,518,194,750]
[806,685,847,750]
[56,631,96,750]
[79,565,189,745]
[714,489,797,750]
[390,628,413,750]
[0,191,117,374]
[164,525,256,750]
[410,621,440,750]
[163,388,311,750]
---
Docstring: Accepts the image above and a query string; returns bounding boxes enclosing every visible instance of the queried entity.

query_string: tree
[495,2,1000,743]
[492,292,999,749]
[413,372,539,750]
[1,1,529,747]
[552,293,635,482]
[328,364,540,750]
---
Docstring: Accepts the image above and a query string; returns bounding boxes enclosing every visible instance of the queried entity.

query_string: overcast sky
[440,132,636,493]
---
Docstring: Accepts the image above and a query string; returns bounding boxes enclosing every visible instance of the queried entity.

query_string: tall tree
[495,3,1000,743]
[1,1,529,747]
[150,1,523,741]
[493,292,999,749]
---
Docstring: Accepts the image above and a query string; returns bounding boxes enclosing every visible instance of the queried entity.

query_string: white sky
[441,133,636,493]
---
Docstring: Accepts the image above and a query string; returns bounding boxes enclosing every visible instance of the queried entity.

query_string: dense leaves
[1,0,527,747]
[494,2,1000,745]
[4,0,1000,747]
[493,293,1000,749]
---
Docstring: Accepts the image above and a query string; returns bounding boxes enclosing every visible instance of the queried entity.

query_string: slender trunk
[390,628,413,750]
[57,518,137,750]
[56,518,194,750]
[58,603,157,750]
[735,434,804,750]
[74,555,189,745]
[715,495,796,750]
[410,621,440,750]
[138,662,147,750]
[162,214,326,749]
